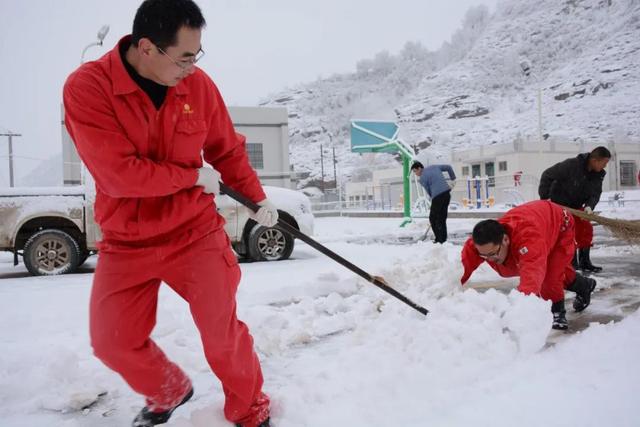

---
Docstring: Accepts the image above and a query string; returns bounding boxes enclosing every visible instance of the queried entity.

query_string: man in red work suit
[460,200,597,330]
[63,1,273,426]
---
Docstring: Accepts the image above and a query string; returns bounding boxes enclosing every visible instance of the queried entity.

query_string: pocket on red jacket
[173,118,207,159]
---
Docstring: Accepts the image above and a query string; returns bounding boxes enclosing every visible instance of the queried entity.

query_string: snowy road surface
[0,216,639,427]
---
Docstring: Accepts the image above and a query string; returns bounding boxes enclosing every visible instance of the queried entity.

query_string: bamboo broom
[565,207,640,245]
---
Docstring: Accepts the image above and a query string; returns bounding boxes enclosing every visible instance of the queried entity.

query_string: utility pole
[332,147,337,189]
[520,58,543,155]
[1,131,21,187]
[320,144,325,193]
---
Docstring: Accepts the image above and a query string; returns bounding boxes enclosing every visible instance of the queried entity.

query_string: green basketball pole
[400,154,412,227]
[349,120,416,227]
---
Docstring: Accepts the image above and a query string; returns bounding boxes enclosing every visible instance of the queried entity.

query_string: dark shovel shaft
[220,183,429,316]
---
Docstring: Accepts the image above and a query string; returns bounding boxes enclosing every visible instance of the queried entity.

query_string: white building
[62,106,291,188]
[228,106,291,188]
[344,168,405,210]
[451,140,640,205]
[344,139,640,208]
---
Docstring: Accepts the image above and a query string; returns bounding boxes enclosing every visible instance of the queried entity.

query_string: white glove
[584,206,593,215]
[448,180,457,190]
[251,199,279,227]
[195,167,221,195]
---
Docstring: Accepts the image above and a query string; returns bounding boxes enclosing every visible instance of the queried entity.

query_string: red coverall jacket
[63,36,265,246]
[460,200,575,302]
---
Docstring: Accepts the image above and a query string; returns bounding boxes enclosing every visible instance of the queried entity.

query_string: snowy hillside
[261,0,640,188]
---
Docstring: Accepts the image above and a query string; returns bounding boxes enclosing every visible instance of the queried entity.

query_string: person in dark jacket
[411,160,456,243]
[538,146,611,273]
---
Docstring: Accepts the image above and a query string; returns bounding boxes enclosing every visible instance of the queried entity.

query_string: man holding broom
[538,146,611,273]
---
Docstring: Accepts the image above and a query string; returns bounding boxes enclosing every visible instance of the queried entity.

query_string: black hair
[590,146,611,160]
[411,161,424,171]
[472,220,505,245]
[131,0,206,49]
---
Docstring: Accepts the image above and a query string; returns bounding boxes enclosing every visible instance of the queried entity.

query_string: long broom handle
[220,183,429,316]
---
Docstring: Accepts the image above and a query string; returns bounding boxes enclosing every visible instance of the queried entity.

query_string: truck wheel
[247,223,294,261]
[23,229,81,276]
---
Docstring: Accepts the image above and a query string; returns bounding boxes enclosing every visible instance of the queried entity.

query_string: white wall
[228,106,291,188]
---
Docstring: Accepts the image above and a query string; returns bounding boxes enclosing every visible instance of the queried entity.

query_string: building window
[485,161,495,187]
[620,160,637,186]
[246,143,264,169]
[462,166,469,176]
[471,164,481,178]
[499,161,508,172]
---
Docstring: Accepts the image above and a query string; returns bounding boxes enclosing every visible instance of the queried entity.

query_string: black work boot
[571,273,597,312]
[579,248,602,273]
[132,388,194,427]
[571,250,578,269]
[551,300,568,330]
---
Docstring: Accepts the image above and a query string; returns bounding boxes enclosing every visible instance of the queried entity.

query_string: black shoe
[132,388,194,427]
[579,248,602,273]
[236,418,271,427]
[552,311,568,330]
[572,274,597,312]
[551,301,568,330]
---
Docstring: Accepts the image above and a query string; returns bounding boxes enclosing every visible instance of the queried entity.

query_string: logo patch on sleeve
[519,246,529,255]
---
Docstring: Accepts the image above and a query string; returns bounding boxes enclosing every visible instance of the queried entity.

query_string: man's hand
[196,167,221,195]
[448,180,457,191]
[584,206,593,215]
[251,199,279,227]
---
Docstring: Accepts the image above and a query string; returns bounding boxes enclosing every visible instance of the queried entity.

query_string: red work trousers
[573,213,594,249]
[516,215,576,303]
[540,216,577,303]
[89,230,269,426]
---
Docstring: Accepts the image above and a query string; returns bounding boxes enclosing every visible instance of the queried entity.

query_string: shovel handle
[220,183,429,316]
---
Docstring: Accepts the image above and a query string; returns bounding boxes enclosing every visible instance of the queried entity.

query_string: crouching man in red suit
[461,200,597,330]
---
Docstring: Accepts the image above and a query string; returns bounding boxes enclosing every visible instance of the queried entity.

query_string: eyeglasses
[156,45,205,70]
[478,241,503,260]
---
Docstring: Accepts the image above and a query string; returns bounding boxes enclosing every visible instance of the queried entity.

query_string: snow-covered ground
[0,212,639,426]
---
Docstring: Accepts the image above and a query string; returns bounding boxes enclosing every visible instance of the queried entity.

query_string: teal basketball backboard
[348,119,418,226]
[350,120,400,153]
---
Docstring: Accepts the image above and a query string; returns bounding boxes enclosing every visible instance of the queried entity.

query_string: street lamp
[81,25,110,64]
[520,58,543,154]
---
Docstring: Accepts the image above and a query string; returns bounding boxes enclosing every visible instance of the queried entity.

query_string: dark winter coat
[538,153,605,210]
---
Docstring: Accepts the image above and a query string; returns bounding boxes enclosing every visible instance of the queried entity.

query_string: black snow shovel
[220,183,429,316]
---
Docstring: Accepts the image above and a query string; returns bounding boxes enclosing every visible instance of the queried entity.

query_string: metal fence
[309,173,640,215]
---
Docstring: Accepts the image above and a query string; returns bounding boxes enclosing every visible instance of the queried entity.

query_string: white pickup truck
[0,183,314,276]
